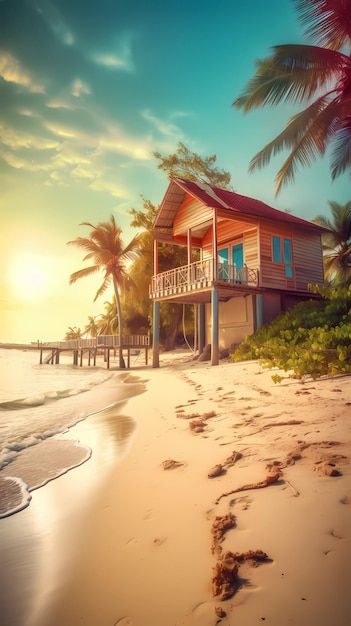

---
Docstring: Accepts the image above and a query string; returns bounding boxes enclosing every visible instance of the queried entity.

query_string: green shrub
[232,285,351,379]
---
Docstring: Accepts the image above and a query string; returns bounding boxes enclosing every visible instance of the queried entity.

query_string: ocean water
[0,348,143,518]
[0,349,112,466]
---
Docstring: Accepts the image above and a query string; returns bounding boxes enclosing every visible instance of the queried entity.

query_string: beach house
[150,178,327,366]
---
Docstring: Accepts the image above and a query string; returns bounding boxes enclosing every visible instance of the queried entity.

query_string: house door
[218,247,229,280]
[232,243,244,281]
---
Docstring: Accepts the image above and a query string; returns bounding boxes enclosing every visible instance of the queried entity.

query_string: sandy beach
[1,352,351,626]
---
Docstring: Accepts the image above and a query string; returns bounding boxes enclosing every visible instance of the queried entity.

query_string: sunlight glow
[9,254,51,301]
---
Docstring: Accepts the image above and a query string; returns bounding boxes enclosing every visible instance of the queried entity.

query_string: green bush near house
[231,285,351,380]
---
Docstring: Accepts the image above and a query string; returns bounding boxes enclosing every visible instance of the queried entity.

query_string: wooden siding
[202,220,259,268]
[173,195,212,236]
[259,220,324,291]
[293,232,324,290]
[202,219,256,247]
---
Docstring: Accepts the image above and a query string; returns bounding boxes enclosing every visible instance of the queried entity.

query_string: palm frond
[67,237,100,254]
[69,265,100,285]
[249,95,331,172]
[330,117,351,179]
[120,234,142,264]
[94,274,111,302]
[233,45,344,111]
[295,0,351,50]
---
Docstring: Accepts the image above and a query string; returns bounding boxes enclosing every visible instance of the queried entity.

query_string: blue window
[232,243,244,268]
[284,239,292,264]
[272,236,282,263]
[218,247,229,264]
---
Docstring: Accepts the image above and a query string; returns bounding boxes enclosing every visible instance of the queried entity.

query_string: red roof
[169,177,329,233]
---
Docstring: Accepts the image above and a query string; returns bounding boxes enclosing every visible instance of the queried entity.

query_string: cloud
[32,0,74,46]
[46,98,75,110]
[71,79,91,98]
[89,178,127,198]
[0,123,59,151]
[0,51,45,93]
[141,109,183,139]
[91,36,134,72]
[0,148,51,171]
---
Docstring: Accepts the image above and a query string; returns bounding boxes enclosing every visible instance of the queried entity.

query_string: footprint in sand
[153,537,167,546]
[340,495,351,505]
[114,618,134,625]
[329,529,343,539]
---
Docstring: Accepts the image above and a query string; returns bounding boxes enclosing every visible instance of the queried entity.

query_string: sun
[9,253,51,301]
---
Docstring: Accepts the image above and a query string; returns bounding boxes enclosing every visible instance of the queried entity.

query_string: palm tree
[314,200,351,284]
[84,315,100,338]
[97,299,118,335]
[65,326,83,340]
[67,216,140,368]
[233,0,351,194]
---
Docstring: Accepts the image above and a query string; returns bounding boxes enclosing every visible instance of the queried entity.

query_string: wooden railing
[42,335,150,349]
[150,258,259,297]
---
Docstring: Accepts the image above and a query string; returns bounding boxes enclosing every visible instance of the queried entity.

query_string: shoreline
[1,353,350,625]
[0,368,145,519]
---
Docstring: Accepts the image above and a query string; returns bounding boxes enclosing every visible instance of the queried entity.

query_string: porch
[150,258,259,300]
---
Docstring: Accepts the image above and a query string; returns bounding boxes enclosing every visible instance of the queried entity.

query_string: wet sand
[1,354,350,625]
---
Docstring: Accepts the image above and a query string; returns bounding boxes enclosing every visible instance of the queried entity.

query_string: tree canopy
[234,0,351,194]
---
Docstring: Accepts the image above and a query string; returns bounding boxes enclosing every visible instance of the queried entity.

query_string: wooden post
[153,238,159,275]
[145,347,148,365]
[55,350,60,364]
[93,349,97,366]
[107,347,110,369]
[40,349,43,364]
[80,349,83,366]
[255,294,264,330]
[212,210,218,282]
[127,348,130,369]
[211,288,219,366]
[187,228,192,287]
[198,303,205,354]
[152,301,160,368]
[88,350,91,366]
[193,304,197,352]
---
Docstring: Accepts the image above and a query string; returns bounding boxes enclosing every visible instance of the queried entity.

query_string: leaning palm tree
[67,216,140,368]
[314,200,351,284]
[233,0,351,194]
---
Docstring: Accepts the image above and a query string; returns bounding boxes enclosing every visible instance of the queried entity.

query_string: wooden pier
[38,335,150,369]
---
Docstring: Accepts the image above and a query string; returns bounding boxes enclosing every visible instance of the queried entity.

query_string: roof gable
[154,177,329,234]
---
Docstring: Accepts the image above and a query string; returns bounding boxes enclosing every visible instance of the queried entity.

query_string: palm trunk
[113,275,125,369]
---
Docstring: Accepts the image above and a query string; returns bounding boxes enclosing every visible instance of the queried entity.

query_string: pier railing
[41,334,150,349]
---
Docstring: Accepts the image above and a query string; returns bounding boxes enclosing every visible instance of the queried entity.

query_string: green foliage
[232,285,351,380]
[153,142,232,189]
[314,201,351,286]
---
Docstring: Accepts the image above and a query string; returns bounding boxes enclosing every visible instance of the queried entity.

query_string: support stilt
[198,303,205,355]
[152,301,160,368]
[255,294,264,330]
[127,348,130,369]
[211,288,219,366]
[107,347,110,369]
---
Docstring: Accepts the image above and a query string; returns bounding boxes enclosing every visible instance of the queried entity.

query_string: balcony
[150,258,259,300]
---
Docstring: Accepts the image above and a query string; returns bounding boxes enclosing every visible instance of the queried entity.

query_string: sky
[0,0,349,342]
